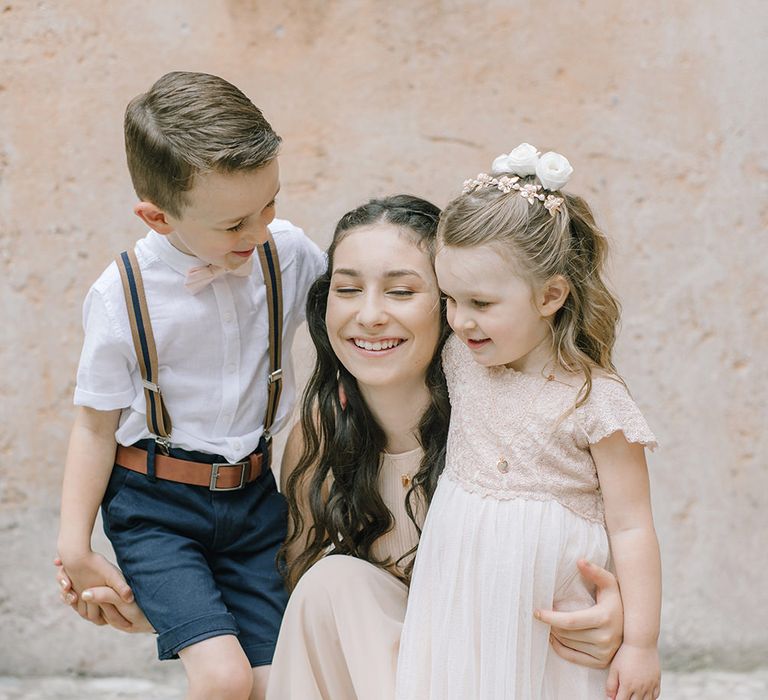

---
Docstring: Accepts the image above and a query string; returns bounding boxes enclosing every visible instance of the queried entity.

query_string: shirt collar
[143,230,204,277]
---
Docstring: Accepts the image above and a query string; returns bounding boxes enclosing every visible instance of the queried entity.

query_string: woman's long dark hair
[280,195,451,588]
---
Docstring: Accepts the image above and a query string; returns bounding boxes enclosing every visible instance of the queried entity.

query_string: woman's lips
[348,338,406,356]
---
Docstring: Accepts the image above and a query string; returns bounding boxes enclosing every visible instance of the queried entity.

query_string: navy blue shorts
[101,444,289,666]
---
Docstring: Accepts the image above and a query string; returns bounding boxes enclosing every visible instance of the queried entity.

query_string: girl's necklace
[491,369,557,474]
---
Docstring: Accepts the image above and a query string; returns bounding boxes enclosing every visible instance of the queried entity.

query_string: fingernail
[81,590,93,601]
[533,610,541,620]
[59,579,67,588]
[65,593,76,604]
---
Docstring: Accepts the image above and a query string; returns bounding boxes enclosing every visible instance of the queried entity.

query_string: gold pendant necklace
[494,372,556,474]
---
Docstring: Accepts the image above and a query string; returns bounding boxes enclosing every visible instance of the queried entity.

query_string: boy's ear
[538,275,570,318]
[134,202,174,235]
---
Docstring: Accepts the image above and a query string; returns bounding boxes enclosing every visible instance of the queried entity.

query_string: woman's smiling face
[325,223,442,393]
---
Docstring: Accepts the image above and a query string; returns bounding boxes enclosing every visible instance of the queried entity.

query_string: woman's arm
[534,559,623,668]
[280,421,311,568]
[593,431,662,699]
[280,420,330,569]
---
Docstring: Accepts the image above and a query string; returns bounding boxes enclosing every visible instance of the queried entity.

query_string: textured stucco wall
[1,0,766,676]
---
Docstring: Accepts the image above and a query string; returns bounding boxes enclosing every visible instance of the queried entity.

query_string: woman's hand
[534,559,623,668]
[54,557,154,634]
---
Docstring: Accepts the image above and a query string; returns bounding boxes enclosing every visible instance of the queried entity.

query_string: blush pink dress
[396,335,657,699]
[266,447,425,700]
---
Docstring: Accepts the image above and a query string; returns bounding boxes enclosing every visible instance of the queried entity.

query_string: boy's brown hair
[125,71,281,217]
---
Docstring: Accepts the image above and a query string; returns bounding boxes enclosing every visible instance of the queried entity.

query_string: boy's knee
[182,636,253,699]
[190,660,253,699]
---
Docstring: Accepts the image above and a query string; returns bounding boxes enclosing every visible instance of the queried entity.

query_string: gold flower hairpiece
[461,174,565,217]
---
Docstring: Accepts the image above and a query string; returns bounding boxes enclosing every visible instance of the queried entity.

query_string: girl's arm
[592,431,661,700]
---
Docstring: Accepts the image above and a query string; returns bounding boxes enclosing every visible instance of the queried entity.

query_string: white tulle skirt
[396,475,610,700]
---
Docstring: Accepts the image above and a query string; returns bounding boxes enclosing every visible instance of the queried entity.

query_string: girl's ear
[538,275,570,318]
[134,202,174,235]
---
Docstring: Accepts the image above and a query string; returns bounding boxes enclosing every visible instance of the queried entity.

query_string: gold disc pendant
[401,474,411,488]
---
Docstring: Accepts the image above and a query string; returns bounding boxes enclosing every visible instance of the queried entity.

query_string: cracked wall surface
[1,0,766,675]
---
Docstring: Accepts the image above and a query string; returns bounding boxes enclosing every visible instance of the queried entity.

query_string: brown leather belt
[115,445,263,491]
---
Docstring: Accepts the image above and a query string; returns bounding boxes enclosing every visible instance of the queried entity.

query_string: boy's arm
[592,431,662,699]
[57,406,133,615]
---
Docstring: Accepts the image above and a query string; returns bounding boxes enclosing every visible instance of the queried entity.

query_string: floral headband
[462,143,573,217]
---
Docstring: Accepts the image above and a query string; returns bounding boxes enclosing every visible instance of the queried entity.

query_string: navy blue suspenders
[115,235,284,466]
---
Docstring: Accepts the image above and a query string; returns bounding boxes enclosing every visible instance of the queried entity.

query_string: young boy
[57,71,325,700]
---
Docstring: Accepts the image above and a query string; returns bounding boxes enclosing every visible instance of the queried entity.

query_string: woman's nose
[356,294,387,327]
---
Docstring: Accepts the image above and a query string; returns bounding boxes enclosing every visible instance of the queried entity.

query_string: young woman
[56,195,624,700]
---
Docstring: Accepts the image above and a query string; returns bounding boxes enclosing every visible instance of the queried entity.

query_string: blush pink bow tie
[184,258,254,295]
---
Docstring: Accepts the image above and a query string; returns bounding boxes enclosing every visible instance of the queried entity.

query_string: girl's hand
[606,643,661,700]
[54,557,153,633]
[534,559,623,668]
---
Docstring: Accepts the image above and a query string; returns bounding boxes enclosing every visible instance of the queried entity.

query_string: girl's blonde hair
[439,177,621,405]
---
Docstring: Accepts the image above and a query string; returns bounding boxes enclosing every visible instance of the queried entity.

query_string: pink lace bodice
[442,334,657,524]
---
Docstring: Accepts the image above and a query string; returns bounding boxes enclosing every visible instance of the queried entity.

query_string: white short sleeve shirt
[74,219,326,463]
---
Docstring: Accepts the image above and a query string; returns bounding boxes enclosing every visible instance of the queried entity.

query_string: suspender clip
[155,435,171,455]
[142,379,160,393]
[267,369,283,384]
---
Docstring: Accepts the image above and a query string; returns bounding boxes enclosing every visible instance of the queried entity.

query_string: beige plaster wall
[1,0,766,676]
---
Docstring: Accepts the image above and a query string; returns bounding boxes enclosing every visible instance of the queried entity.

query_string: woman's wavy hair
[280,195,451,589]
[440,178,621,405]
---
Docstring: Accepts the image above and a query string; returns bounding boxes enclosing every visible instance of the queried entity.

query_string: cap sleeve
[73,286,137,410]
[576,376,658,450]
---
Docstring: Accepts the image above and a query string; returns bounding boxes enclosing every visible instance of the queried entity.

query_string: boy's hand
[606,643,660,700]
[57,550,133,623]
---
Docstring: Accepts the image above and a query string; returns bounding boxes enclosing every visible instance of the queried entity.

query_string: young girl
[396,144,661,700]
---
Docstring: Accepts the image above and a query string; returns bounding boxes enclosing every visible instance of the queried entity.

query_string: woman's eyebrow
[384,269,423,279]
[331,268,424,280]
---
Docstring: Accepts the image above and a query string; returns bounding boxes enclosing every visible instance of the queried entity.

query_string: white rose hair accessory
[463,143,572,216]
[492,142,539,176]
[535,151,573,191]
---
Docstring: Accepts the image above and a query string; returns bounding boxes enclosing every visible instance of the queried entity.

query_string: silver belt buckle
[209,460,248,491]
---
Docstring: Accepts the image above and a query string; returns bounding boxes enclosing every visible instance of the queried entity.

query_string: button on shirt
[74,219,326,463]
